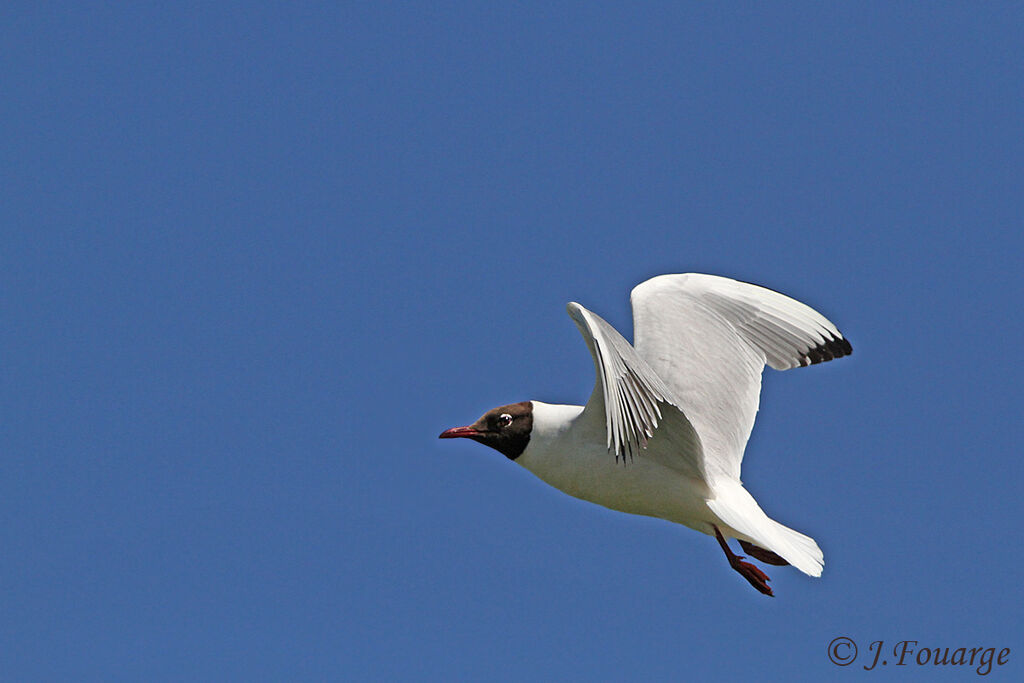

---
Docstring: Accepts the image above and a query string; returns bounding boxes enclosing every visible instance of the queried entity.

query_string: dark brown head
[438,401,533,460]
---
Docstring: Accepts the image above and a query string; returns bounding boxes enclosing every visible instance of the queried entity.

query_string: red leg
[713,526,774,597]
[739,540,789,566]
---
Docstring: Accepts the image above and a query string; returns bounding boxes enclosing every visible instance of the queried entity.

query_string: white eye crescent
[498,413,513,428]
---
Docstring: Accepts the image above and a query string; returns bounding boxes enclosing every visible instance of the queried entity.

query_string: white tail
[706,481,824,577]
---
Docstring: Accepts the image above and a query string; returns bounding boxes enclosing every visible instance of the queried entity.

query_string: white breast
[516,401,713,533]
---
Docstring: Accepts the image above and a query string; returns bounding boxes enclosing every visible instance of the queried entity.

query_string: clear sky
[3,3,1022,680]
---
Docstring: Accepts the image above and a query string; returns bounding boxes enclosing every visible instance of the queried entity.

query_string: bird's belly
[517,444,712,531]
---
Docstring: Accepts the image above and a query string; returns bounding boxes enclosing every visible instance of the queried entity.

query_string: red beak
[438,425,481,439]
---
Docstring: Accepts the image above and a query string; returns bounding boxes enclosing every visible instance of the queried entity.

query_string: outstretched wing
[630,273,852,485]
[567,302,704,478]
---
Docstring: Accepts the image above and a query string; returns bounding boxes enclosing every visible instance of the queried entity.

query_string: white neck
[516,401,603,496]
[528,401,585,441]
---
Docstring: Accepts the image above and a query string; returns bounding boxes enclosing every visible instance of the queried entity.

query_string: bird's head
[438,401,534,460]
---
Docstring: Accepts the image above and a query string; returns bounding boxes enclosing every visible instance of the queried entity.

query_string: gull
[439,273,851,596]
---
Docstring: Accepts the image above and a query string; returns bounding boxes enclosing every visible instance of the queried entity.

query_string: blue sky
[2,2,1022,680]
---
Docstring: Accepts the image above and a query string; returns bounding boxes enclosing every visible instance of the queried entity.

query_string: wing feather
[630,274,852,484]
[566,302,703,475]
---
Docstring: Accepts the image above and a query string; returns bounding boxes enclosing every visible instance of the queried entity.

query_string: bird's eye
[497,413,513,428]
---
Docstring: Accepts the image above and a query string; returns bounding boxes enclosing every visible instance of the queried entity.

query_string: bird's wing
[630,273,852,485]
[567,302,704,478]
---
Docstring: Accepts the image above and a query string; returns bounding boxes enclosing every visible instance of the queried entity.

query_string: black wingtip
[799,334,852,367]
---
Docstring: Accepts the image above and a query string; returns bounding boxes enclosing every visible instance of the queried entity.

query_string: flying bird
[439,273,851,596]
